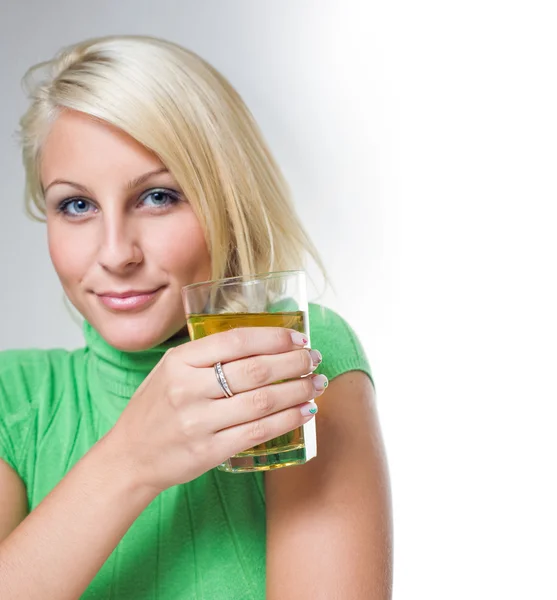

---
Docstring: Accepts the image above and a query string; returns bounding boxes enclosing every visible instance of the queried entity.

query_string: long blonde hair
[18,34,326,285]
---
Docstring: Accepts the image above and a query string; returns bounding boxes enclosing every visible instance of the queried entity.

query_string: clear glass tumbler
[182,270,317,473]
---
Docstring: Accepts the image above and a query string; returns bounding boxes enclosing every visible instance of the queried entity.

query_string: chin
[92,312,185,352]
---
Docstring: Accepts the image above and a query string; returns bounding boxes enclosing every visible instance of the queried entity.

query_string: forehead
[40,110,165,185]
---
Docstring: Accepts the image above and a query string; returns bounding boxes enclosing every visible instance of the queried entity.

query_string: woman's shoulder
[308,302,356,330]
[307,302,364,349]
[0,345,72,376]
[0,346,83,409]
[0,347,77,473]
[308,303,373,385]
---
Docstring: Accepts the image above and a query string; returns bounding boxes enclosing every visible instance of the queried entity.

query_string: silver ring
[214,361,234,398]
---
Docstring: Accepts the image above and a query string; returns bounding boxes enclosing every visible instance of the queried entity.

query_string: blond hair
[18,34,326,285]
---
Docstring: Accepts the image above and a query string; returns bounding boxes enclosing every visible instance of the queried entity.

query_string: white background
[1,1,556,598]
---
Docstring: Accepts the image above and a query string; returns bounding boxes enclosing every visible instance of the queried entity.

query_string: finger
[213,403,317,458]
[205,348,319,398]
[209,374,327,431]
[178,327,309,368]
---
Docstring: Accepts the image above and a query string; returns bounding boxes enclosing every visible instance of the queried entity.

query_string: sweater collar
[83,321,190,417]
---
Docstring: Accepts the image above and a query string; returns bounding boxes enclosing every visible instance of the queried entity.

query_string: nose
[97,215,143,274]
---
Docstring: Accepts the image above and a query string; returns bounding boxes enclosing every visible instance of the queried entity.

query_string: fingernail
[312,374,329,392]
[300,402,318,417]
[309,349,322,366]
[291,331,308,346]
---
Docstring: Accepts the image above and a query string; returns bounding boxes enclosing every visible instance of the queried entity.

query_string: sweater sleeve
[308,303,374,388]
[0,350,38,473]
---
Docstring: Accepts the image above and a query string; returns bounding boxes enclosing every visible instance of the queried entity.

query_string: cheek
[47,222,92,284]
[150,216,211,279]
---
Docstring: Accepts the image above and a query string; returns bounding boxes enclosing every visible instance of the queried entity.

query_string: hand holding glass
[182,270,317,473]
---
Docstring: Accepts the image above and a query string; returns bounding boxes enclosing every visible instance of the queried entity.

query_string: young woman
[0,35,392,599]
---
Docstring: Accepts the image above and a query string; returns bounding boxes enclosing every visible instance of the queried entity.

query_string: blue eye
[55,188,181,219]
[58,198,93,217]
[141,189,180,208]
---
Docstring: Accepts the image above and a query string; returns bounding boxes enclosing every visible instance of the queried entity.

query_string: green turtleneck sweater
[0,303,372,599]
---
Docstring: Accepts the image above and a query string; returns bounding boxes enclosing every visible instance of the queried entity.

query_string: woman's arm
[0,433,157,600]
[265,371,393,599]
[0,461,28,542]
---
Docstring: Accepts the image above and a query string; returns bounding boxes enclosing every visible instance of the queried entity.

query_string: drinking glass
[182,270,317,473]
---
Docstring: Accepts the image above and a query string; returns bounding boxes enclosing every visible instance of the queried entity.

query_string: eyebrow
[43,168,170,195]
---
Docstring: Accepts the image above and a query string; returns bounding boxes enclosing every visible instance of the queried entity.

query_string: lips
[98,289,161,298]
[95,286,165,311]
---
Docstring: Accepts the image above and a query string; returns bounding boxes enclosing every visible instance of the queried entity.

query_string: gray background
[2,1,557,598]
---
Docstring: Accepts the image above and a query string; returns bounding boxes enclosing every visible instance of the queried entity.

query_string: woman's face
[41,109,212,351]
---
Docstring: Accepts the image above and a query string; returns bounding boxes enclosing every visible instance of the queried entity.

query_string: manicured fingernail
[309,349,322,366]
[291,331,308,346]
[300,402,318,417]
[312,374,328,392]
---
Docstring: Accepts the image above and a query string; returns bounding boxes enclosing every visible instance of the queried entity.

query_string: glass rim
[181,269,305,293]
